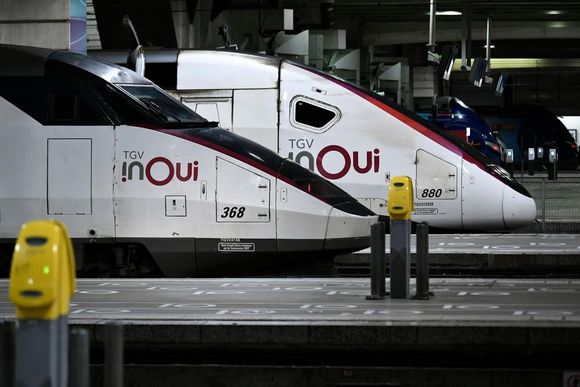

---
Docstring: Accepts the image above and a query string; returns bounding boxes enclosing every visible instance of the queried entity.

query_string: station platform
[1,277,580,386]
[336,233,580,277]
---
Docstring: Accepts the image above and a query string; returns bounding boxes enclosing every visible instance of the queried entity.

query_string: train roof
[0,44,151,85]
[0,44,53,76]
[89,48,281,90]
[177,50,280,90]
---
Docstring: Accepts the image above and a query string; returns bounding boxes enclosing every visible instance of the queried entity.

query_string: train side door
[42,81,115,239]
[215,157,275,247]
[415,149,460,227]
[47,138,92,215]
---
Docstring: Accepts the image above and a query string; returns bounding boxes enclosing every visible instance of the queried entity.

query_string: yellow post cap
[9,220,76,320]
[387,176,414,220]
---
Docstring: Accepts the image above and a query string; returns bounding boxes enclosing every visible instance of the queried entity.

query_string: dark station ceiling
[91,1,580,113]
[330,0,580,23]
[94,1,580,56]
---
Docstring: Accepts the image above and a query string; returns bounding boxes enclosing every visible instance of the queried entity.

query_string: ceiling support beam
[461,2,472,69]
[486,15,492,64]
[427,0,437,53]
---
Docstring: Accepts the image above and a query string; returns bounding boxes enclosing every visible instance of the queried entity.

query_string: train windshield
[119,85,206,124]
[278,160,375,216]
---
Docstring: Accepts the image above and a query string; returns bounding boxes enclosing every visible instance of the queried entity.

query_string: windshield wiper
[140,99,181,123]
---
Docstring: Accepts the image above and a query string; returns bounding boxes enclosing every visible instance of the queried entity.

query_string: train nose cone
[502,185,537,229]
[324,207,377,253]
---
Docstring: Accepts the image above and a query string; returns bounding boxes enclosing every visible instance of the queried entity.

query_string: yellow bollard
[387,176,413,298]
[387,176,414,221]
[9,220,76,387]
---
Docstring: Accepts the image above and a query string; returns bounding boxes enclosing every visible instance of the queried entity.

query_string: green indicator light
[43,266,50,275]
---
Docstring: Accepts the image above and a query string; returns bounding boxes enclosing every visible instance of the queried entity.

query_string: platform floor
[2,277,580,386]
[381,233,580,254]
[2,277,580,324]
[336,233,580,276]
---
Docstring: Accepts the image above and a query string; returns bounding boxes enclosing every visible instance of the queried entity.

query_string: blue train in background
[418,97,504,165]
[419,97,579,170]
[479,105,579,170]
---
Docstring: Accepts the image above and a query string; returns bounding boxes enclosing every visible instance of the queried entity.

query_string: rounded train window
[290,96,340,133]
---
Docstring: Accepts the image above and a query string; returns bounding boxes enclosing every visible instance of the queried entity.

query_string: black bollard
[70,327,90,387]
[366,222,386,300]
[390,218,411,299]
[413,223,432,300]
[0,321,15,387]
[104,323,124,387]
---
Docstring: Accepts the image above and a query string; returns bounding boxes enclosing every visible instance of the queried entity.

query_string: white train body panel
[113,127,337,242]
[277,61,463,227]
[0,45,376,277]
[176,50,536,231]
[115,127,270,240]
[0,99,115,239]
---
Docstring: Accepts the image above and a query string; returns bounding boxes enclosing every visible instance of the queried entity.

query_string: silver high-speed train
[0,45,377,277]
[97,49,536,231]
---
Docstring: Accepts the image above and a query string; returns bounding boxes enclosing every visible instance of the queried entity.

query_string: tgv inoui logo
[121,150,199,186]
[287,139,380,180]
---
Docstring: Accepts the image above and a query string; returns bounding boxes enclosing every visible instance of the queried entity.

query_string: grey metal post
[70,327,90,387]
[15,316,68,387]
[460,2,472,69]
[0,321,15,387]
[548,148,558,180]
[427,0,437,52]
[58,316,68,386]
[367,222,385,300]
[485,16,492,64]
[413,222,431,300]
[528,147,535,175]
[390,219,411,299]
[104,323,124,387]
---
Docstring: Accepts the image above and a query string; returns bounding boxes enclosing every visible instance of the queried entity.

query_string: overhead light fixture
[545,10,563,15]
[453,58,580,71]
[427,10,462,16]
[435,10,462,16]
[548,21,567,28]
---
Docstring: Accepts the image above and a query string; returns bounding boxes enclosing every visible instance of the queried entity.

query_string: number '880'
[420,189,442,198]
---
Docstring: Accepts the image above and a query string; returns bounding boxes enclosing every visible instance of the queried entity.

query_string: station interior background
[2,0,580,232]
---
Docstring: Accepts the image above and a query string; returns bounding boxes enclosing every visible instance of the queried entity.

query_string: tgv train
[94,49,536,231]
[0,45,377,277]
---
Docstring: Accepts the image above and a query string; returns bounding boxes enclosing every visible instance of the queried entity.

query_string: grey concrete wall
[0,0,70,49]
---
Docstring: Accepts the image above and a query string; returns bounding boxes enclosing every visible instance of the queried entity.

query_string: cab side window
[0,77,43,121]
[0,76,109,125]
[50,93,77,121]
[45,80,107,125]
[290,96,340,133]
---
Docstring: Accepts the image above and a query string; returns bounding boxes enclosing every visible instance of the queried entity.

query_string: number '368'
[221,206,246,218]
